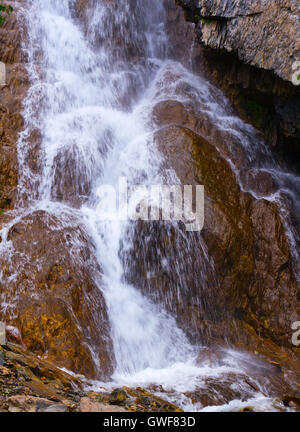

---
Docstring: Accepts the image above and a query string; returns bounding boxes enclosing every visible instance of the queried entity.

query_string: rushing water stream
[1,0,299,411]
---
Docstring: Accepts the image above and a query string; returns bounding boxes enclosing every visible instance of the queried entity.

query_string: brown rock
[176,0,300,170]
[124,100,299,356]
[0,366,10,376]
[282,395,300,410]
[79,397,127,412]
[159,122,298,346]
[7,395,68,412]
[0,211,115,379]
[0,1,29,211]
[4,341,82,390]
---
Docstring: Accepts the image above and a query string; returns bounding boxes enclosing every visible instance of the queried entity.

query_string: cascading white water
[2,0,299,411]
[19,0,198,375]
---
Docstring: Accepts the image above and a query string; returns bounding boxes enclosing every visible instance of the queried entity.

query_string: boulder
[79,397,127,412]
[123,100,299,355]
[0,210,115,379]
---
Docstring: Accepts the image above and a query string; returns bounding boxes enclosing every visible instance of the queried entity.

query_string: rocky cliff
[177,0,300,170]
[178,0,300,82]
[0,0,27,211]
[0,1,115,380]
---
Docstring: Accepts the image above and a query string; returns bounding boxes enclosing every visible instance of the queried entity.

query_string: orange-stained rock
[160,123,298,347]
[79,397,127,412]
[123,100,299,359]
[0,210,115,379]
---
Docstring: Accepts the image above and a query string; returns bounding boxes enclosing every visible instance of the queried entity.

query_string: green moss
[0,3,13,26]
[246,99,268,126]
[201,17,212,25]
[257,77,273,92]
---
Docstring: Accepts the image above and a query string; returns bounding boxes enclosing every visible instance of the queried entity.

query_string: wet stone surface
[0,342,185,412]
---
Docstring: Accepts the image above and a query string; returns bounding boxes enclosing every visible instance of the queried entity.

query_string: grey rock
[0,322,6,346]
[178,0,300,83]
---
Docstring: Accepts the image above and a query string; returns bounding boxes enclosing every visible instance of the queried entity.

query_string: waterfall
[18,0,198,374]
[1,0,299,411]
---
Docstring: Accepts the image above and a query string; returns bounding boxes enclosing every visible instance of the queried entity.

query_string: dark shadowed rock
[123,100,299,360]
[0,1,29,210]
[178,0,300,83]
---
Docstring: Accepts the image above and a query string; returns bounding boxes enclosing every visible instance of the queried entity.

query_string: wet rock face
[0,0,298,385]
[0,342,187,412]
[0,3,115,379]
[177,0,300,83]
[157,114,298,350]
[177,0,300,170]
[0,1,28,210]
[0,211,115,379]
[124,99,299,352]
[196,47,300,171]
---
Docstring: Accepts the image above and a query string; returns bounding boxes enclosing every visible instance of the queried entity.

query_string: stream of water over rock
[0,0,300,411]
